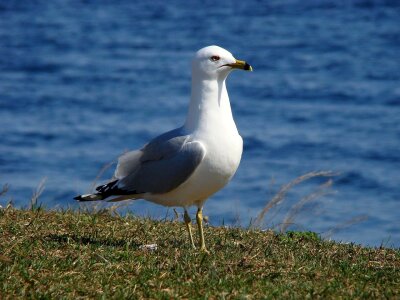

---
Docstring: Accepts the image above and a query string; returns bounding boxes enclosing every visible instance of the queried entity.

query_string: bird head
[192,45,252,80]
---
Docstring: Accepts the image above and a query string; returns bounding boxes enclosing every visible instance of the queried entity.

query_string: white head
[192,45,252,80]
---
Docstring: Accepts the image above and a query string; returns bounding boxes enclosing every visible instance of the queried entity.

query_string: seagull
[74,45,252,252]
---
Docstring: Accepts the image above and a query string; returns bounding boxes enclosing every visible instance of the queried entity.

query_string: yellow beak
[228,59,253,71]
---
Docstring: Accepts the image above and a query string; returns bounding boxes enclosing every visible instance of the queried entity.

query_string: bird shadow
[45,233,141,249]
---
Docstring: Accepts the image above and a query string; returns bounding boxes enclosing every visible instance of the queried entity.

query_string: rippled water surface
[1,0,399,247]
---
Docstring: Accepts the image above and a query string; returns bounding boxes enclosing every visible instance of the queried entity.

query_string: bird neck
[184,76,238,134]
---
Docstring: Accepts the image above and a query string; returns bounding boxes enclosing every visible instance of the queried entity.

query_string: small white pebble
[139,244,158,251]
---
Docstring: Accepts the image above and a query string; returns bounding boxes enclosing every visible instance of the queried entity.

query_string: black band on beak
[243,63,251,71]
[227,59,253,71]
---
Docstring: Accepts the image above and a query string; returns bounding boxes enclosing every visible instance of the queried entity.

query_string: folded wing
[106,128,206,197]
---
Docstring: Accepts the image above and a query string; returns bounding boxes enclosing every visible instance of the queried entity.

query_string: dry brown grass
[252,171,338,229]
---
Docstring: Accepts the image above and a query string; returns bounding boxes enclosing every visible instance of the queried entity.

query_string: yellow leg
[184,209,196,249]
[196,207,209,253]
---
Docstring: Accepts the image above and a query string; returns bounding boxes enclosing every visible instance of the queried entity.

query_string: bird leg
[196,207,209,253]
[184,209,196,249]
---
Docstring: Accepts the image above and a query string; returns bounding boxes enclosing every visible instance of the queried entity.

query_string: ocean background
[0,0,399,247]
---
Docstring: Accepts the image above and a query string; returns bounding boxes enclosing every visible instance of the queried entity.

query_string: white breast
[144,66,243,207]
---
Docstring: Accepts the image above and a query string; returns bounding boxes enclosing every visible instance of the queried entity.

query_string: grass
[0,207,399,299]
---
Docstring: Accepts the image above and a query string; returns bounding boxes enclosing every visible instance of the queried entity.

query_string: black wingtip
[74,195,83,201]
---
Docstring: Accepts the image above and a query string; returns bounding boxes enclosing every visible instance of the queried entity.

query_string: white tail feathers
[74,193,103,201]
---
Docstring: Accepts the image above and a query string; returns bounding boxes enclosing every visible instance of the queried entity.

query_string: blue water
[1,0,399,247]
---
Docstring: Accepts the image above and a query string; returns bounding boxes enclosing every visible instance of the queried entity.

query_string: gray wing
[114,128,205,195]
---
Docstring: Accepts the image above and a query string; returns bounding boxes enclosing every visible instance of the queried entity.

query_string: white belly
[144,131,243,207]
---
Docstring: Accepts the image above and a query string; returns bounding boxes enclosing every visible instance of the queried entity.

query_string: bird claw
[200,247,210,254]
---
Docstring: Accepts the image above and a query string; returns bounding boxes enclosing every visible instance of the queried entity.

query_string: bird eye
[210,55,220,62]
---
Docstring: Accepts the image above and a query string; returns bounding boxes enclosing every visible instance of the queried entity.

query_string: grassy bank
[0,208,399,299]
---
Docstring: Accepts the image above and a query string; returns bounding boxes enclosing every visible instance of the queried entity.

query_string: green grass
[0,208,399,299]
